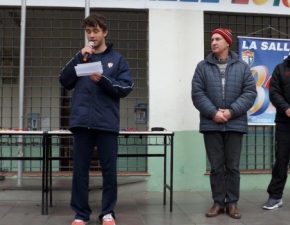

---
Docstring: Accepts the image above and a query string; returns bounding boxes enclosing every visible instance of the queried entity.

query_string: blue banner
[238,37,290,125]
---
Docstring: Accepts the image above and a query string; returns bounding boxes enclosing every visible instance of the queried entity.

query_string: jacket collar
[284,55,290,66]
[206,51,238,64]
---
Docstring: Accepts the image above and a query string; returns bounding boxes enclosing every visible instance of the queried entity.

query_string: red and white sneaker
[71,219,88,225]
[102,214,116,225]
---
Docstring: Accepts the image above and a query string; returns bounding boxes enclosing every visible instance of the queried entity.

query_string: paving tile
[177,203,212,213]
[242,222,289,225]
[1,179,290,225]
[141,212,193,225]
[239,210,284,224]
[0,205,14,214]
[46,215,73,225]
[137,204,182,214]
[0,214,49,225]
[187,213,245,225]
[173,196,212,205]
[7,202,42,215]
[134,197,168,205]
[49,204,74,216]
[113,213,145,225]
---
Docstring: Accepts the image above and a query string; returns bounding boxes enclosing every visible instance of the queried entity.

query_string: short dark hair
[83,13,107,31]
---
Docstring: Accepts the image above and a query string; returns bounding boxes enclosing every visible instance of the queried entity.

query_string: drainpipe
[18,0,26,186]
[85,0,90,44]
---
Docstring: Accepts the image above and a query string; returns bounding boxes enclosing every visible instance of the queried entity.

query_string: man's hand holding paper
[90,73,102,83]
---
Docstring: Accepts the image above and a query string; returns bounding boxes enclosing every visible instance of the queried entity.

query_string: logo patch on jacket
[284,71,290,77]
[108,62,113,68]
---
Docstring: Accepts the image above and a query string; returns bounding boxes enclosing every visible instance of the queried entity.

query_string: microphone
[83,41,94,62]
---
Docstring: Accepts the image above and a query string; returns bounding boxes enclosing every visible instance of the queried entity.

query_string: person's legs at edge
[70,128,96,222]
[96,131,118,223]
[266,130,290,203]
[204,132,226,216]
[224,131,243,219]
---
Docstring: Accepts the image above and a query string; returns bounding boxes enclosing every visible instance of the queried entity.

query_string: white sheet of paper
[74,61,103,76]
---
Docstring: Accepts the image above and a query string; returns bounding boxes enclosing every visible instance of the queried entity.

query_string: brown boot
[205,204,224,217]
[226,205,241,219]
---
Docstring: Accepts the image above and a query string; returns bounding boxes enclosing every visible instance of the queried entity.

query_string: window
[0,8,149,173]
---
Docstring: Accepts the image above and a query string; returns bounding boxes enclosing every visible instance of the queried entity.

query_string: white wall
[0,0,144,8]
[148,9,202,132]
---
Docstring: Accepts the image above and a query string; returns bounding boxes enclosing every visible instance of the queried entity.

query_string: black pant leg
[267,130,290,199]
[224,132,243,205]
[70,128,95,221]
[95,131,118,221]
[204,132,226,206]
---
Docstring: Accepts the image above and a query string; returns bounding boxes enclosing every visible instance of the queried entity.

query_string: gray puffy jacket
[191,51,257,133]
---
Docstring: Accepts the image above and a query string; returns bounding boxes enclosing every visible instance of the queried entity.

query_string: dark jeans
[70,128,118,222]
[204,131,243,207]
[267,130,290,199]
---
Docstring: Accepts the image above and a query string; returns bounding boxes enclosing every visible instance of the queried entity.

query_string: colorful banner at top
[146,0,290,15]
[238,37,290,125]
[2,0,290,15]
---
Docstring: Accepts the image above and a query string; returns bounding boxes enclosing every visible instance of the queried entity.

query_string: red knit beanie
[211,28,232,46]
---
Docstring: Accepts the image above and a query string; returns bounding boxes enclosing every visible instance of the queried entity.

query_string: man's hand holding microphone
[82,41,94,62]
[81,41,103,82]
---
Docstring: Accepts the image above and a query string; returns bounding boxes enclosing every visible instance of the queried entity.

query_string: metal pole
[17,0,26,186]
[84,0,90,45]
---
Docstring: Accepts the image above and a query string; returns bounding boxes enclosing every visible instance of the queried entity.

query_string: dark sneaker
[263,198,283,210]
